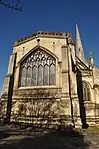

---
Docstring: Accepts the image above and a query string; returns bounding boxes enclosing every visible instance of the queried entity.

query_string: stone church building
[1,25,99,128]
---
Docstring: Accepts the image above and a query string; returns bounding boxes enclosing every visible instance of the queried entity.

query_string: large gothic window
[19,49,56,87]
[82,82,90,101]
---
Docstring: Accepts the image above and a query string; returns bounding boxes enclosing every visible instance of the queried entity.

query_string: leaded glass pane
[20,67,26,87]
[38,65,43,86]
[26,67,32,86]
[32,66,37,86]
[43,65,48,85]
[49,64,55,85]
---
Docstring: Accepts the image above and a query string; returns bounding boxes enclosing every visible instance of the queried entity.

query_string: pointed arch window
[82,82,90,101]
[19,49,56,87]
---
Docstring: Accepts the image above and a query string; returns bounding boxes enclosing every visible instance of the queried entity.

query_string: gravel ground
[0,124,99,149]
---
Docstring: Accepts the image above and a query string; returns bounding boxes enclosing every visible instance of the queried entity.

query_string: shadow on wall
[11,89,71,128]
[76,69,89,129]
[0,124,90,149]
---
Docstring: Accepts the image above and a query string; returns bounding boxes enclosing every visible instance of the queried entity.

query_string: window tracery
[19,49,56,87]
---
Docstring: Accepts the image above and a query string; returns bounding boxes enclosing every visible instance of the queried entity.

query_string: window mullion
[30,67,32,86]
[36,67,38,86]
[48,65,50,85]
[54,64,55,85]
[85,87,86,101]
[31,67,33,86]
[25,67,27,87]
[42,66,44,85]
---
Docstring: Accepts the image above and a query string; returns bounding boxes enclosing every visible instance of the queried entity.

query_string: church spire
[76,24,84,61]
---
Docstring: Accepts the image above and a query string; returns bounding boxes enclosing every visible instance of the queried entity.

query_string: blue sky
[0,0,99,95]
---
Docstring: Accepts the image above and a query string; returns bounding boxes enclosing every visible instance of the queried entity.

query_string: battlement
[13,31,70,46]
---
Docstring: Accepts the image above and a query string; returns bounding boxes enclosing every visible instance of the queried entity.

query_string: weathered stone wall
[11,88,72,128]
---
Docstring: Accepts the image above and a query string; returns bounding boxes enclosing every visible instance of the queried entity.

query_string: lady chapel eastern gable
[1,25,99,128]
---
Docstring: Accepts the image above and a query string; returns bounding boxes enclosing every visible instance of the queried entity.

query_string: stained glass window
[19,49,56,87]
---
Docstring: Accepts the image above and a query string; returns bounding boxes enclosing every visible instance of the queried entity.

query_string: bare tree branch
[0,0,22,11]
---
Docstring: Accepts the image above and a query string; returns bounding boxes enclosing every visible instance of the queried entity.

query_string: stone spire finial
[76,24,84,60]
[89,51,94,67]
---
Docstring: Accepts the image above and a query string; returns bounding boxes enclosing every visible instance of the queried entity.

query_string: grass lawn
[84,126,99,134]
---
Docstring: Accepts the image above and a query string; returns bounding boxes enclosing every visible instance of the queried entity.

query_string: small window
[83,82,90,101]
